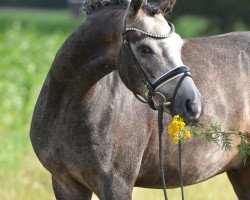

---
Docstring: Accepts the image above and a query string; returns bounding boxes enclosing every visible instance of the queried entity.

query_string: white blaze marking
[165,32,184,67]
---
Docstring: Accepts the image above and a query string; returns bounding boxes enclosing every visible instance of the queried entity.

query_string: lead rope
[158,105,168,200]
[158,105,185,200]
[178,141,185,200]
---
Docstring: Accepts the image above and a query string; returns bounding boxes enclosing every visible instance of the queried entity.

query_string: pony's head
[117,0,204,122]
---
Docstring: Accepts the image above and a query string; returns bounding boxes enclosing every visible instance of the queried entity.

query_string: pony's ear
[127,0,144,18]
[160,0,176,14]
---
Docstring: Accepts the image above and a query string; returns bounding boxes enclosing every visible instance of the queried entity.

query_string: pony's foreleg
[52,175,93,200]
[227,157,250,200]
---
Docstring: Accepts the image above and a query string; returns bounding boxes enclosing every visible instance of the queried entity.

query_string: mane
[81,0,161,16]
[82,0,131,15]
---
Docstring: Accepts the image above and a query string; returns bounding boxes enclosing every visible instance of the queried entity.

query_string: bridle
[122,22,188,200]
[122,22,191,113]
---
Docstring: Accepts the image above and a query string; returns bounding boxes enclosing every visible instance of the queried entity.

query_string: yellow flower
[179,121,185,129]
[167,115,191,144]
[167,115,185,136]
[173,115,180,120]
[184,131,191,138]
[173,137,179,144]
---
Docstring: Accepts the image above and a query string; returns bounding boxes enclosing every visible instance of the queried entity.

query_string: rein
[122,22,187,200]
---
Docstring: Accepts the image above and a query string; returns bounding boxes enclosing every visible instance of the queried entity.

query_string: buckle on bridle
[145,67,190,111]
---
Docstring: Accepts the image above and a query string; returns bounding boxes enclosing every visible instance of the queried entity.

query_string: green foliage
[176,0,249,32]
[187,123,250,161]
[172,15,220,38]
[238,133,250,162]
[0,8,83,129]
[0,0,67,8]
[0,9,83,200]
[0,8,83,34]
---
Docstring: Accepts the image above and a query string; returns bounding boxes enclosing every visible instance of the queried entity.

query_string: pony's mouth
[165,100,204,124]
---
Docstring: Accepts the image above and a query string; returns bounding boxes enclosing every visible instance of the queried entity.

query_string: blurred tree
[0,0,67,8]
[169,0,250,32]
[0,0,249,32]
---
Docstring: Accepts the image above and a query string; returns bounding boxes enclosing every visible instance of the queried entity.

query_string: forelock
[143,2,162,16]
[81,0,130,15]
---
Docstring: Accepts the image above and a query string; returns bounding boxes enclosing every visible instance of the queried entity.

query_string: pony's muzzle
[181,92,204,123]
[185,94,203,119]
[169,76,204,122]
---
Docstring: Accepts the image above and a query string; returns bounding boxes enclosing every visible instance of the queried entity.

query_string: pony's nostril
[185,99,198,115]
[185,100,192,112]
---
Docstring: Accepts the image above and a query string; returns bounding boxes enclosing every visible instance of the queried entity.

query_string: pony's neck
[49,7,124,98]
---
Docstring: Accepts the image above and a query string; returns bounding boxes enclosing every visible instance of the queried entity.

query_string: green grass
[132,173,237,199]
[0,8,82,200]
[0,8,242,200]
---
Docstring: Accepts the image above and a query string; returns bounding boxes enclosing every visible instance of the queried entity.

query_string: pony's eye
[138,44,154,55]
